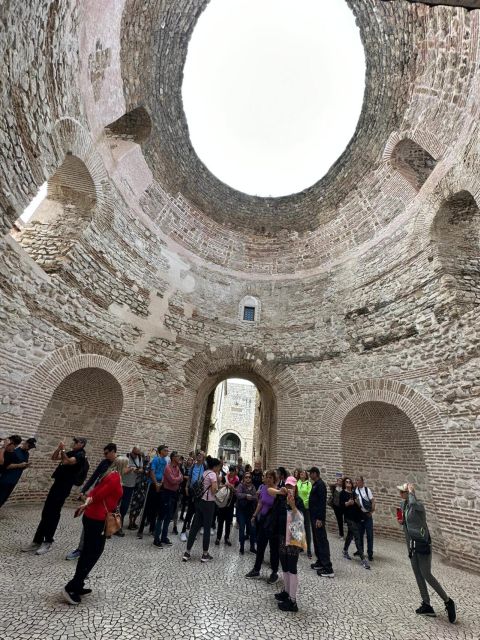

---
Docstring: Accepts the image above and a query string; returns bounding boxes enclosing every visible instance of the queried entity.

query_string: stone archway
[183,346,301,468]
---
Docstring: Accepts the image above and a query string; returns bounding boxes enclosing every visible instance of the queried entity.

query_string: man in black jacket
[308,467,334,578]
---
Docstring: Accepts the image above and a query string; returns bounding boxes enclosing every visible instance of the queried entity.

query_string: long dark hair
[206,455,220,470]
[342,477,353,491]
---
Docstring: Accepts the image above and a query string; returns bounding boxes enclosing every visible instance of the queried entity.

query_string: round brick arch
[184,346,301,467]
[18,343,146,452]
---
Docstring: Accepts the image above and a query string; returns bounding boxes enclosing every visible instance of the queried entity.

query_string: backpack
[73,456,90,487]
[215,485,233,509]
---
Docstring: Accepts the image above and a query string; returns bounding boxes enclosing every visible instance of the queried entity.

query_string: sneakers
[78,588,92,596]
[278,598,298,612]
[445,598,456,623]
[66,549,81,561]
[180,532,187,542]
[317,570,335,578]
[361,558,371,570]
[162,538,173,546]
[267,572,279,585]
[21,542,40,553]
[201,553,213,563]
[274,590,290,602]
[310,562,321,570]
[343,550,352,560]
[153,541,163,548]
[35,542,52,555]
[415,602,436,616]
[245,569,260,578]
[62,588,81,605]
[182,551,191,562]
[210,528,216,535]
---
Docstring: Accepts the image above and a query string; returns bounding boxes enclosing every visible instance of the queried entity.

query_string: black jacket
[309,478,327,522]
[81,459,111,494]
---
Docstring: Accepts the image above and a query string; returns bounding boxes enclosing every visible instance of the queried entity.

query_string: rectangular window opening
[243,306,255,321]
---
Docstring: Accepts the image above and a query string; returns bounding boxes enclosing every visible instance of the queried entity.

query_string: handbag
[288,510,307,551]
[103,500,121,538]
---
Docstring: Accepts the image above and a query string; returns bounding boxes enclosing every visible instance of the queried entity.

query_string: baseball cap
[307,466,320,474]
[26,437,37,448]
[285,476,297,487]
[397,483,409,492]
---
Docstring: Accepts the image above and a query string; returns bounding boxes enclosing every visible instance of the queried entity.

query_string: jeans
[119,486,135,522]
[33,480,73,543]
[154,489,176,543]
[311,521,333,573]
[237,506,256,551]
[359,515,374,557]
[410,550,449,605]
[253,516,278,573]
[66,516,106,594]
[344,518,364,557]
[187,499,215,552]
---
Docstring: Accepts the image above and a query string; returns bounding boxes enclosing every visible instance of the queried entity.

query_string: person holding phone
[0,435,34,509]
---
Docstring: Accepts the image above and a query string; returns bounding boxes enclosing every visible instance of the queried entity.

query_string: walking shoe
[182,551,191,562]
[161,538,173,546]
[310,562,321,570]
[210,528,216,535]
[415,602,436,616]
[267,572,279,585]
[201,553,213,563]
[153,541,163,548]
[66,549,81,561]
[21,542,40,553]
[35,542,52,555]
[78,588,92,596]
[343,550,352,560]
[114,529,125,537]
[278,598,298,612]
[274,590,290,602]
[180,532,187,542]
[215,539,220,546]
[361,558,371,570]
[317,570,335,578]
[445,599,456,623]
[62,588,81,605]
[173,526,178,535]
[245,569,260,578]
[225,539,232,546]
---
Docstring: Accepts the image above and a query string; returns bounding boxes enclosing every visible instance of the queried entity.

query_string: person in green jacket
[398,483,456,623]
[297,470,312,558]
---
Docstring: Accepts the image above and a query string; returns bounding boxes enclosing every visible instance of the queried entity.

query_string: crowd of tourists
[0,435,456,622]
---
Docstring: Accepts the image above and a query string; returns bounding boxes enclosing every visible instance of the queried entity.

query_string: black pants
[0,483,16,509]
[311,521,333,573]
[179,492,189,519]
[181,495,196,533]
[216,502,235,541]
[187,499,215,552]
[344,518,364,557]
[253,518,279,573]
[279,548,300,574]
[33,480,73,543]
[138,484,157,534]
[66,516,105,593]
[332,505,344,537]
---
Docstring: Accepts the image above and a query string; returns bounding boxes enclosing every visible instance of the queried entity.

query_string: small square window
[243,306,255,321]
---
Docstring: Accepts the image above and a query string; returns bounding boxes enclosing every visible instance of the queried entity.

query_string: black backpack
[73,456,90,487]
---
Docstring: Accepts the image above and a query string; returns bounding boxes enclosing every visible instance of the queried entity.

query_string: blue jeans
[154,489,176,543]
[359,515,374,557]
[237,507,256,551]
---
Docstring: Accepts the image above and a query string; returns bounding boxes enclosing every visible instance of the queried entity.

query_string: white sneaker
[200,528,204,534]
[21,542,40,553]
[35,542,52,555]
[210,528,216,535]
[180,532,187,542]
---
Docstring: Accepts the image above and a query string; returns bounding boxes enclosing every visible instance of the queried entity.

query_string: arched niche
[105,106,152,144]
[218,432,242,464]
[431,190,480,319]
[341,400,439,543]
[12,154,97,272]
[390,138,436,191]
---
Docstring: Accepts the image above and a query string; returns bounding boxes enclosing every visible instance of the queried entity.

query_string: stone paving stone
[0,505,478,639]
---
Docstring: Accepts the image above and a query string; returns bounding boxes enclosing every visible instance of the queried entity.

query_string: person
[128,451,149,530]
[329,476,344,537]
[182,456,221,563]
[296,469,312,558]
[340,477,370,569]
[237,456,245,481]
[62,457,126,605]
[180,450,206,542]
[153,451,183,547]
[308,466,334,578]
[397,483,456,622]
[271,476,304,613]
[0,436,34,508]
[66,443,117,560]
[236,470,257,554]
[171,454,187,535]
[138,444,169,539]
[293,468,301,481]
[178,455,193,522]
[245,470,277,581]
[117,448,142,536]
[23,437,87,555]
[355,476,375,561]
[251,460,263,490]
[266,467,290,585]
[215,465,239,546]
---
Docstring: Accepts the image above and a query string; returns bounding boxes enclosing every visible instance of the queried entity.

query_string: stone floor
[0,505,479,640]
